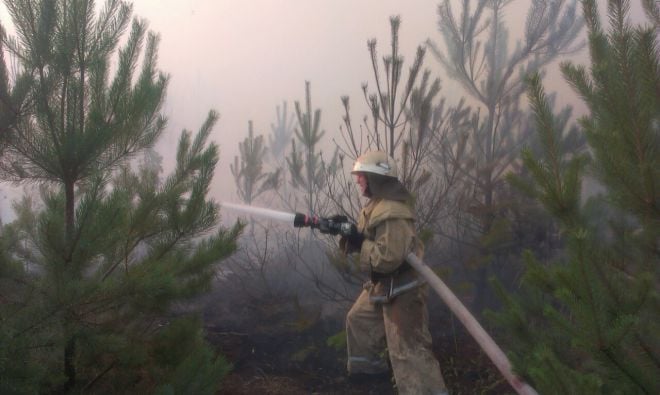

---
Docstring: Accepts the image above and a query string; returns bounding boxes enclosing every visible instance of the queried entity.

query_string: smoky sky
[0,0,647,220]
[130,0,454,203]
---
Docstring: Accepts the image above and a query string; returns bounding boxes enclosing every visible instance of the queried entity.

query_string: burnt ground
[202,293,513,395]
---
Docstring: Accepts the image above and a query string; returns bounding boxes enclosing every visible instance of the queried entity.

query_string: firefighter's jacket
[357,198,424,303]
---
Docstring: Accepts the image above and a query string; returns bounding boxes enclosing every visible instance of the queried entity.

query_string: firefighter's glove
[339,223,364,254]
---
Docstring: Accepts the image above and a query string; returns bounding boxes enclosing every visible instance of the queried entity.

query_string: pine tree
[268,100,295,167]
[492,1,659,392]
[0,0,239,392]
[287,80,338,215]
[0,21,29,140]
[266,101,294,199]
[335,15,470,231]
[230,120,280,205]
[0,23,12,135]
[360,15,426,158]
[427,0,585,311]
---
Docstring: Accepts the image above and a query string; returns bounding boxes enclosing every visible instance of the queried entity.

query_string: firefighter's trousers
[346,284,448,395]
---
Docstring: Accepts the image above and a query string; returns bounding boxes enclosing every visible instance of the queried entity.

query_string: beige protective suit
[346,197,448,395]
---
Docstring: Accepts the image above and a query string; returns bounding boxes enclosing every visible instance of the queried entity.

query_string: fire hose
[222,203,539,395]
[405,253,538,395]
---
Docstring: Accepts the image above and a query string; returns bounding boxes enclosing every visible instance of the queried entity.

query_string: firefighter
[339,150,449,395]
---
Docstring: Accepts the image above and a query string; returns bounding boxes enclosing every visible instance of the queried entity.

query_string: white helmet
[351,151,398,178]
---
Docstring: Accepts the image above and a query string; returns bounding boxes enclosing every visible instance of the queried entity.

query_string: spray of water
[221,202,297,224]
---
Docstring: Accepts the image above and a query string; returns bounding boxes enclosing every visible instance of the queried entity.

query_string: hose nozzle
[293,213,315,228]
[293,213,355,236]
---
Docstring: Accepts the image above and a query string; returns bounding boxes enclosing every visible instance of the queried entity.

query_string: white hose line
[406,253,539,395]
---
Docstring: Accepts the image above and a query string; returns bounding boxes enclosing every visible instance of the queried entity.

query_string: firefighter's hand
[338,222,358,238]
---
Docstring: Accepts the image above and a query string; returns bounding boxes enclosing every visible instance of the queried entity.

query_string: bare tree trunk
[65,179,75,250]
[63,179,76,390]
[62,335,76,392]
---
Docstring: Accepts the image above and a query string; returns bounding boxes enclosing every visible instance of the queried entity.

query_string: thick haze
[0,0,647,219]
[129,0,458,203]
